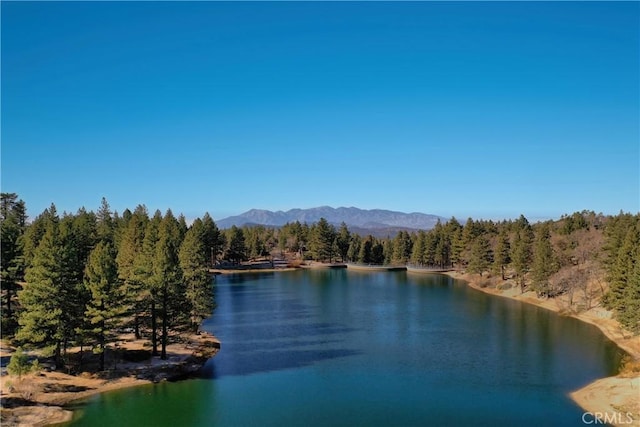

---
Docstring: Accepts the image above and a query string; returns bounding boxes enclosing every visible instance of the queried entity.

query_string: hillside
[216,206,444,231]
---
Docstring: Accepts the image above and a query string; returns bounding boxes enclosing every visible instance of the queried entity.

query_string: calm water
[71,270,624,426]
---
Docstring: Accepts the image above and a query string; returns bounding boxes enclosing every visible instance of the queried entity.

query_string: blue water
[71,270,624,426]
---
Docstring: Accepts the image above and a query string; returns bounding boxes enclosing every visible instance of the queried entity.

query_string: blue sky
[2,1,638,222]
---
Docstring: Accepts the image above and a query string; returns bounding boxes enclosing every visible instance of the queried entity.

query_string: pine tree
[72,208,98,271]
[493,229,511,280]
[59,215,92,359]
[335,223,351,262]
[462,218,481,247]
[371,241,385,265]
[225,226,247,264]
[155,210,183,360]
[433,224,450,268]
[450,227,465,267]
[347,234,361,262]
[84,241,124,370]
[392,231,412,265]
[179,220,215,333]
[444,217,464,268]
[7,348,33,378]
[411,231,426,266]
[604,220,640,333]
[531,223,558,297]
[202,213,223,267]
[511,225,533,292]
[1,193,27,330]
[21,205,58,268]
[423,232,437,266]
[138,210,162,355]
[617,255,640,334]
[358,236,374,264]
[467,235,492,277]
[310,218,336,262]
[177,214,188,241]
[116,205,149,339]
[96,197,114,245]
[17,209,75,368]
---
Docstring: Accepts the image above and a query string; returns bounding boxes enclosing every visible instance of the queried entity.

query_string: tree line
[195,210,639,334]
[1,194,222,370]
[2,194,638,369]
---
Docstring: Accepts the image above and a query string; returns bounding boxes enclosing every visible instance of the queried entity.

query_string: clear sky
[2,1,638,222]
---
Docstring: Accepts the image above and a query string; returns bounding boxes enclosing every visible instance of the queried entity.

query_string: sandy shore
[444,271,640,426]
[0,332,220,427]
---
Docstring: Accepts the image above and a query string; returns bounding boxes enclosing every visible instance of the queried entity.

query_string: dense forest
[1,194,220,370]
[1,193,639,372]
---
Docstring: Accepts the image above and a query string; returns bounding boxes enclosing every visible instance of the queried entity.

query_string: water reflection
[74,270,626,427]
[202,272,361,379]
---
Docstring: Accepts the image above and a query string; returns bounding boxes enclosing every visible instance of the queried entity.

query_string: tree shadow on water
[200,347,361,379]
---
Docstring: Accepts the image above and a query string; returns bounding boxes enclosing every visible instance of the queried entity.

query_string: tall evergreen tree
[17,208,77,368]
[411,231,426,266]
[511,225,534,292]
[335,223,351,262]
[423,232,437,266]
[450,227,465,267]
[310,218,336,262]
[391,231,412,265]
[347,234,361,262]
[358,236,374,264]
[202,213,223,267]
[179,220,215,333]
[96,198,114,245]
[155,210,183,360]
[467,235,492,277]
[225,226,247,264]
[72,208,98,270]
[433,224,451,268]
[371,240,385,265]
[138,210,162,355]
[59,214,92,357]
[493,229,511,280]
[84,241,124,370]
[177,214,188,241]
[1,193,27,330]
[21,205,58,268]
[531,223,558,297]
[603,220,640,333]
[116,205,149,339]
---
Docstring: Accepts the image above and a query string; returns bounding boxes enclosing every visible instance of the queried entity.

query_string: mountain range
[216,206,444,234]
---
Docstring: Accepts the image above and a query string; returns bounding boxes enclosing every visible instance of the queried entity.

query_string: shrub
[497,282,513,291]
[7,348,43,379]
[7,348,31,378]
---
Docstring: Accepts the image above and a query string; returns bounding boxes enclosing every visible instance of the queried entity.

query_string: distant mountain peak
[216,206,444,232]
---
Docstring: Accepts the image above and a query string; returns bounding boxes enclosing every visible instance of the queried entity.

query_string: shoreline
[443,271,640,426]
[0,332,220,427]
[210,267,299,275]
[3,268,637,426]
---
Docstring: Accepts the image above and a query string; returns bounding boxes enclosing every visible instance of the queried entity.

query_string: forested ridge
[1,193,639,373]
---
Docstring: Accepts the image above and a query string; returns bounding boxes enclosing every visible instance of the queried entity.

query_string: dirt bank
[0,332,220,427]
[444,271,640,426]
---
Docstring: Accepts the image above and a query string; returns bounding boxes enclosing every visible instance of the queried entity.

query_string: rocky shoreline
[0,332,220,427]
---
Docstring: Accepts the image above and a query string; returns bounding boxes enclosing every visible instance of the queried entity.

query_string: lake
[70,270,624,426]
